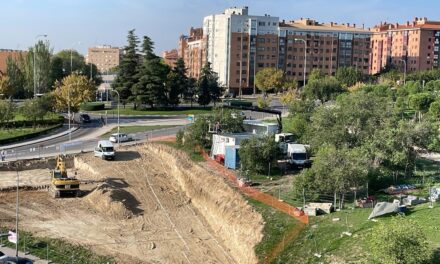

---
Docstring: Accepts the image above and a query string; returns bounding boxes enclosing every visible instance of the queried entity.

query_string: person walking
[1,150,5,161]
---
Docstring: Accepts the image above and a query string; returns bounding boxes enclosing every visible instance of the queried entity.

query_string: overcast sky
[2,0,439,56]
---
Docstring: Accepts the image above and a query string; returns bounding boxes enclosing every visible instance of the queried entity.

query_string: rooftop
[372,17,440,32]
[280,18,371,33]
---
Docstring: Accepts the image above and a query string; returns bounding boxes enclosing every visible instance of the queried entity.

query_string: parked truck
[287,143,311,169]
[275,133,295,154]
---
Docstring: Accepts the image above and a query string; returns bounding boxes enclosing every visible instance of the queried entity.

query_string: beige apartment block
[370,17,440,74]
[86,45,121,73]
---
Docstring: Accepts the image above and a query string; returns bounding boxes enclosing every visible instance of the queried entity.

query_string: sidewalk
[0,127,79,151]
[0,245,48,263]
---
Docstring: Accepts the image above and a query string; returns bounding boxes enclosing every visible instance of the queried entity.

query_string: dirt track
[0,144,263,263]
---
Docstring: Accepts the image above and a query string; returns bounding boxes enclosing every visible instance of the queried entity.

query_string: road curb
[0,126,80,150]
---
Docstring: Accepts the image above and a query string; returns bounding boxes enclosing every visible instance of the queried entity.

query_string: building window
[258,21,265,26]
[258,38,265,43]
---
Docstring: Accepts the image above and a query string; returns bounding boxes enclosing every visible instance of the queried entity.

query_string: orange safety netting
[201,150,309,225]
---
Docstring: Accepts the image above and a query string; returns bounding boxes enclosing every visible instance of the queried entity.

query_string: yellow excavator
[49,155,81,198]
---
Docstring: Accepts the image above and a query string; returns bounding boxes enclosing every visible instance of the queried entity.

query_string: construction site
[0,143,266,263]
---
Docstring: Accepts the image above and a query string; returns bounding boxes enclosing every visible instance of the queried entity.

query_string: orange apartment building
[162,49,178,68]
[0,49,26,75]
[202,7,371,93]
[370,17,440,74]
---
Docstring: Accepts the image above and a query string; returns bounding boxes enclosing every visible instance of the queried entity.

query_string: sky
[2,0,440,56]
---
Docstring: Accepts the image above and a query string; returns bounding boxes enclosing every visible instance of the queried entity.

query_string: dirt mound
[84,182,133,220]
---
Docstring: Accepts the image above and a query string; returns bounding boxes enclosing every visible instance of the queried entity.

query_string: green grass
[87,107,213,116]
[0,228,114,263]
[12,112,61,121]
[247,198,299,263]
[157,141,205,162]
[269,203,440,263]
[0,126,59,141]
[100,125,176,138]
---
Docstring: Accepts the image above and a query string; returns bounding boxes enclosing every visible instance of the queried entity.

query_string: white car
[109,133,132,143]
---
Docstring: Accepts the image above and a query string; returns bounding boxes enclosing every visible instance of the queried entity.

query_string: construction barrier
[201,149,309,224]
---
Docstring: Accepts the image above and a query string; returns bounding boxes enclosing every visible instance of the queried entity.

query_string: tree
[282,78,298,91]
[53,74,96,112]
[50,50,101,87]
[293,145,369,208]
[335,67,364,87]
[132,35,170,108]
[183,108,243,149]
[256,95,271,108]
[308,69,325,82]
[112,29,140,107]
[197,62,221,107]
[0,100,15,127]
[239,135,280,174]
[429,100,440,120]
[6,56,26,99]
[165,58,188,107]
[408,92,434,121]
[185,77,197,107]
[0,74,13,98]
[279,88,297,111]
[255,68,284,95]
[302,76,345,103]
[20,97,50,127]
[30,40,52,94]
[369,216,431,264]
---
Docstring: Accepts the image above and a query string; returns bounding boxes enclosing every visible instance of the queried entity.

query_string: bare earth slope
[0,143,263,263]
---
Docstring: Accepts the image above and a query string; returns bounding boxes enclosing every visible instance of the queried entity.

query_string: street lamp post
[33,34,48,98]
[67,84,72,142]
[111,90,120,144]
[400,59,407,85]
[294,38,307,87]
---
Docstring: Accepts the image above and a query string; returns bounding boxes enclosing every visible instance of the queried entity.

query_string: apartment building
[370,17,440,74]
[177,27,206,79]
[163,49,178,68]
[279,19,371,81]
[202,7,371,93]
[86,45,121,73]
[0,49,26,74]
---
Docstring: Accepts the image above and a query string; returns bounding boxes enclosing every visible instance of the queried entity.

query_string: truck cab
[287,143,311,169]
[94,140,115,160]
[275,133,295,154]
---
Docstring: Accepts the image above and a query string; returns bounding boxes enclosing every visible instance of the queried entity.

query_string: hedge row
[0,124,63,145]
[80,102,105,111]
[4,116,64,128]
[227,100,253,107]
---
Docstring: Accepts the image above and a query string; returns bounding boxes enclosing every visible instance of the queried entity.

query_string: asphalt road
[1,115,187,161]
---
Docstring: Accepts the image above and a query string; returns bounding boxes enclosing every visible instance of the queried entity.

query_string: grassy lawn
[0,126,59,141]
[266,202,440,263]
[0,228,114,263]
[12,112,61,121]
[247,198,299,263]
[100,125,177,138]
[157,141,205,162]
[87,107,212,116]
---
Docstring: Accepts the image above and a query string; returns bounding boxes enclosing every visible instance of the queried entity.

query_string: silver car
[109,133,132,143]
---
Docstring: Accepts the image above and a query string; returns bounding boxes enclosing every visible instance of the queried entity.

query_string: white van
[94,140,115,160]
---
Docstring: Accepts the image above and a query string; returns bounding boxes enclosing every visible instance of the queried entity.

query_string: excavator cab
[49,155,81,198]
